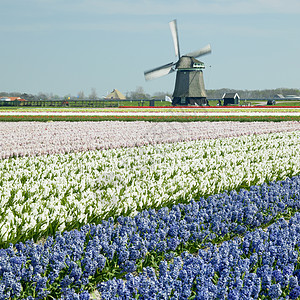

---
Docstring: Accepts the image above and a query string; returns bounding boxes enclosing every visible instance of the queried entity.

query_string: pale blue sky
[0,0,299,97]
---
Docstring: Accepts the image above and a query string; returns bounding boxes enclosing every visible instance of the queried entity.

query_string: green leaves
[1,131,300,247]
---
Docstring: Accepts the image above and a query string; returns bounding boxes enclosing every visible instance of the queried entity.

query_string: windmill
[144,19,211,106]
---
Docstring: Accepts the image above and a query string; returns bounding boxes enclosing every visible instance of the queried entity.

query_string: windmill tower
[144,19,211,106]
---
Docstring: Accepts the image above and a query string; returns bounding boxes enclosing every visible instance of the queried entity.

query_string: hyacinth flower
[2,177,299,297]
[97,213,300,299]
[1,121,300,159]
[1,130,300,247]
[0,228,105,299]
[1,175,300,298]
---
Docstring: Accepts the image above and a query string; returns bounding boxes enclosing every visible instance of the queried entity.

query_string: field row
[1,175,300,299]
[1,107,300,112]
[1,130,300,246]
[1,114,300,123]
[2,110,300,117]
[1,121,300,159]
[98,213,300,299]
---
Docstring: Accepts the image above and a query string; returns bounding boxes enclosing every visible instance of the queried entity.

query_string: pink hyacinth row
[1,121,300,159]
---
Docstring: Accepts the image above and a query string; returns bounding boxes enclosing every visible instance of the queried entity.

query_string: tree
[37,92,48,100]
[128,86,150,100]
[152,91,172,99]
[20,93,37,101]
[77,91,85,100]
[89,88,98,99]
[50,94,60,100]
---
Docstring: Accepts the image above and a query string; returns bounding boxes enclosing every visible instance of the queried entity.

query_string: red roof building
[0,97,26,101]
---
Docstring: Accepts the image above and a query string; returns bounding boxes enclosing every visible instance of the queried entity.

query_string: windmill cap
[176,56,205,69]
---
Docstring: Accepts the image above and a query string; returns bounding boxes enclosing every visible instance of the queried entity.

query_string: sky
[0,0,299,98]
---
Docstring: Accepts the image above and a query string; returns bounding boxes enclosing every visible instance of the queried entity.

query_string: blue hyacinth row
[1,175,300,298]
[99,214,300,299]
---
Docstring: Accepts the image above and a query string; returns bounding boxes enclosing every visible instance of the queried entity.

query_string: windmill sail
[144,62,175,81]
[169,20,180,58]
[185,44,211,58]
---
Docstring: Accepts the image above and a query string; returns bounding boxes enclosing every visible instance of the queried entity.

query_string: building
[0,97,26,101]
[222,93,240,106]
[105,89,126,100]
[273,94,284,99]
[284,95,300,100]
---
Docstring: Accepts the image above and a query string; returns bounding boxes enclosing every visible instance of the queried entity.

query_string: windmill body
[144,20,211,106]
[172,56,207,105]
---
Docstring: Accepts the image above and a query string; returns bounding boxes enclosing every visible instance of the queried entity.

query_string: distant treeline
[206,88,300,99]
[1,88,299,101]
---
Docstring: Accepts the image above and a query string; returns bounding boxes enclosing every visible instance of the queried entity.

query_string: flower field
[1,106,300,113]
[1,106,300,123]
[1,121,300,158]
[1,121,300,299]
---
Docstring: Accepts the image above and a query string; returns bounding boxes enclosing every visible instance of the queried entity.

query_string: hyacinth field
[1,121,300,299]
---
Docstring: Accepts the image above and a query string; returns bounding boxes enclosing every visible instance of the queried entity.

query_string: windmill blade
[169,19,180,58]
[144,62,175,81]
[185,44,211,58]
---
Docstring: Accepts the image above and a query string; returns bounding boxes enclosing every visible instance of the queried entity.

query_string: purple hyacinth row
[1,175,300,298]
[99,214,300,299]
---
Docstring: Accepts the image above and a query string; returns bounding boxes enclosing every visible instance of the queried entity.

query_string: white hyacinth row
[1,121,300,159]
[1,130,300,243]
